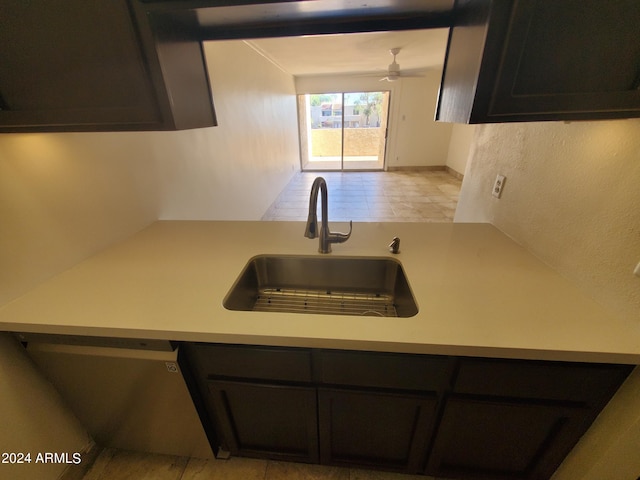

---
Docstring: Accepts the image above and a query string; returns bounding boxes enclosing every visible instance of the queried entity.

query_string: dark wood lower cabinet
[179,343,634,480]
[207,380,319,463]
[426,396,591,480]
[318,388,437,472]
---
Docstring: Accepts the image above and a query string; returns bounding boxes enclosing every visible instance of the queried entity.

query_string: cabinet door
[207,380,319,463]
[488,0,640,120]
[318,388,438,473]
[427,396,591,480]
[437,0,640,123]
[0,0,161,131]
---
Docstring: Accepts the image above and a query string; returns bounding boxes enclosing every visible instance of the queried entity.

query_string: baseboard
[386,165,446,171]
[445,166,464,180]
[58,441,101,480]
[386,165,464,180]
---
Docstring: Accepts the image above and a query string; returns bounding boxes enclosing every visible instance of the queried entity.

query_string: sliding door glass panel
[299,93,342,171]
[298,91,390,171]
[343,91,389,171]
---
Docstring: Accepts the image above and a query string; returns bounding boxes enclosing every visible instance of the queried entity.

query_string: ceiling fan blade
[399,67,429,78]
[351,70,388,78]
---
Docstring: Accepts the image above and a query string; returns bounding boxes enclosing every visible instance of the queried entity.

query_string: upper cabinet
[436,0,640,123]
[0,0,216,132]
[6,0,637,130]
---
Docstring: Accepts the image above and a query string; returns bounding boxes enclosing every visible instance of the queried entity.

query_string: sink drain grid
[253,288,398,317]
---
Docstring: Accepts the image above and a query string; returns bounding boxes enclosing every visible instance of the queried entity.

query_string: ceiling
[243,29,450,77]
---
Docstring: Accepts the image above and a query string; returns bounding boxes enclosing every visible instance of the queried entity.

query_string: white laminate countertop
[1,221,638,364]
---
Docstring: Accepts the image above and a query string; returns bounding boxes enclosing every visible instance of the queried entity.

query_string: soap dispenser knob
[389,237,400,254]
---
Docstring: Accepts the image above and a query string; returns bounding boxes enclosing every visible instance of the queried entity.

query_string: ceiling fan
[379,47,423,82]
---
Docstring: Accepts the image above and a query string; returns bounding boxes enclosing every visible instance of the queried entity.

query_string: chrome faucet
[304,177,352,253]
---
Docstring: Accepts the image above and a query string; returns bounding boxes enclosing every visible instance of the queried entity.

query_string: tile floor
[82,448,436,480]
[261,171,461,223]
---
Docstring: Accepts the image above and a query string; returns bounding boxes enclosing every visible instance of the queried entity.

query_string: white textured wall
[295,69,453,169]
[455,119,640,323]
[445,123,475,176]
[155,40,300,220]
[390,70,453,168]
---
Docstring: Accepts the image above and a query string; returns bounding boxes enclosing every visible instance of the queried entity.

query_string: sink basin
[223,255,418,317]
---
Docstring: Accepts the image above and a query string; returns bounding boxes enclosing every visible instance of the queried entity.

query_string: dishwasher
[17,333,212,459]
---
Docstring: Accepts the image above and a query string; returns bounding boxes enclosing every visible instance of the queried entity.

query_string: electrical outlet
[165,362,178,373]
[492,174,506,198]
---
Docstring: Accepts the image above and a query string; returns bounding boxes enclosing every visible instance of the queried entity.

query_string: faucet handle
[329,220,352,243]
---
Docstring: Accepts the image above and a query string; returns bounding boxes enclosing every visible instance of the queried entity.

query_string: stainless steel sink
[223,255,418,317]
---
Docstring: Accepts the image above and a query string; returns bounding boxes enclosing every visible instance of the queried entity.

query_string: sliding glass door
[298,91,390,171]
